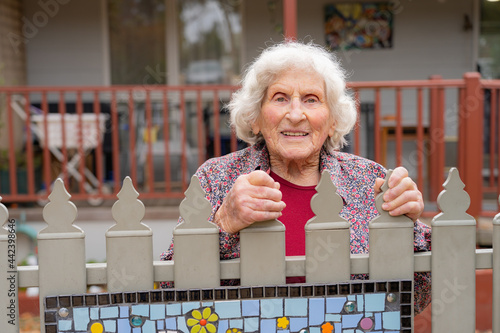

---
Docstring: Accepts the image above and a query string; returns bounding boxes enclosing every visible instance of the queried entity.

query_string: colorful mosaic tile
[44,280,412,333]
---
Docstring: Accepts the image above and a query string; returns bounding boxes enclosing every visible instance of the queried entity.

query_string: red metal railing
[0,73,498,216]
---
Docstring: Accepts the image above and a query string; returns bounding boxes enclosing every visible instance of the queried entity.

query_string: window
[177,0,242,85]
[108,0,166,84]
[479,0,500,79]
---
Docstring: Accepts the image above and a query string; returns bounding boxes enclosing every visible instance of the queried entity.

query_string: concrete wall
[23,0,108,86]
[298,0,475,81]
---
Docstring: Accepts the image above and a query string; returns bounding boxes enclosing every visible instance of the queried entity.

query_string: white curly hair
[228,41,357,152]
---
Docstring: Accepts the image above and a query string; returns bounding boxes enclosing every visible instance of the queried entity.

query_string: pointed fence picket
[493,207,500,333]
[431,168,477,331]
[37,179,86,329]
[0,197,18,333]
[105,176,153,292]
[2,168,500,333]
[305,171,350,283]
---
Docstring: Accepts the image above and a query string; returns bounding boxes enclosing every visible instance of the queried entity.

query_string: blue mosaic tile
[216,300,242,318]
[308,298,325,325]
[182,301,201,314]
[150,304,165,320]
[347,295,356,301]
[325,313,341,322]
[289,317,307,332]
[101,306,119,318]
[120,306,129,318]
[261,299,283,318]
[131,304,149,317]
[334,322,341,332]
[261,318,277,333]
[309,327,320,333]
[142,320,156,333]
[73,307,90,330]
[90,307,99,320]
[177,316,188,332]
[218,319,229,333]
[230,318,244,329]
[132,327,141,333]
[364,293,385,312]
[326,296,346,313]
[117,318,130,333]
[242,300,260,316]
[374,312,382,330]
[202,302,214,307]
[157,320,164,330]
[356,294,364,311]
[244,316,259,331]
[165,317,176,330]
[166,303,181,316]
[104,319,117,332]
[383,311,401,330]
[284,298,307,316]
[341,313,364,328]
[58,319,72,331]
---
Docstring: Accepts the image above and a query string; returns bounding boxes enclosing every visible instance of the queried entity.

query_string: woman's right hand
[214,170,286,234]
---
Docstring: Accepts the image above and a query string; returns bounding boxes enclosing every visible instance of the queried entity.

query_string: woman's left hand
[374,166,424,222]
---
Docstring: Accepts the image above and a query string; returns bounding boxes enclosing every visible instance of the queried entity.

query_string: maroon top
[270,171,316,256]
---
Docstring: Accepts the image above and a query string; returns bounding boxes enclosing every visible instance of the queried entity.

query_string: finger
[246,170,279,188]
[388,166,409,188]
[248,210,283,223]
[382,188,423,214]
[374,178,385,195]
[243,197,286,213]
[386,200,423,221]
[250,186,283,202]
[384,176,416,201]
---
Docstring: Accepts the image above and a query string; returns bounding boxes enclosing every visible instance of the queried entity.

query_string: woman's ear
[251,120,261,135]
[328,120,336,137]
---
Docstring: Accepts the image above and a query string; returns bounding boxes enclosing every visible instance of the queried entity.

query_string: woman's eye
[275,96,287,102]
[305,97,318,104]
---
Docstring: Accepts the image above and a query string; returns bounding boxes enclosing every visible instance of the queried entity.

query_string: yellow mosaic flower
[277,316,290,329]
[226,329,241,333]
[186,307,219,333]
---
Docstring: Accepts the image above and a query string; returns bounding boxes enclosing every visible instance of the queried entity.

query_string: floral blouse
[161,143,432,314]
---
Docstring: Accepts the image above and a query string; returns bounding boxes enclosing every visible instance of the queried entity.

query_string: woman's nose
[286,98,305,121]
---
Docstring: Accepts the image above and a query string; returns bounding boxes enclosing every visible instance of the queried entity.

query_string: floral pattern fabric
[160,143,432,313]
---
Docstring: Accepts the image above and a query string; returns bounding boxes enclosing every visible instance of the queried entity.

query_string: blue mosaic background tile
[44,280,412,333]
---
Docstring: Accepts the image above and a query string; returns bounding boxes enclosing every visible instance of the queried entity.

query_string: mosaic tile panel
[44,280,412,333]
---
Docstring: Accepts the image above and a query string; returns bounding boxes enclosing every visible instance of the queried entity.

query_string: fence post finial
[40,178,82,235]
[0,196,8,235]
[308,171,346,223]
[109,176,147,232]
[177,176,213,229]
[433,167,474,224]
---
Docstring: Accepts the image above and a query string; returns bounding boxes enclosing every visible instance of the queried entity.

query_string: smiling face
[252,68,335,168]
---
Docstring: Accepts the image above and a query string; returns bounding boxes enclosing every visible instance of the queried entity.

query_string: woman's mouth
[282,131,308,136]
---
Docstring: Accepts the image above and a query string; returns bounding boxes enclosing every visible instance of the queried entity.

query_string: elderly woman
[161,41,431,313]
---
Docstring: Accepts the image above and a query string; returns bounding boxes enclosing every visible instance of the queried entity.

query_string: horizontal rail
[17,249,493,288]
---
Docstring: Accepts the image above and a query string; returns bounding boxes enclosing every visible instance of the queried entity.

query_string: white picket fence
[0,168,499,333]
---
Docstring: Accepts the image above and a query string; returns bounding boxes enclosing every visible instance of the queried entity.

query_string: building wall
[0,0,26,150]
[23,0,107,86]
[297,0,475,81]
